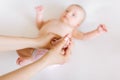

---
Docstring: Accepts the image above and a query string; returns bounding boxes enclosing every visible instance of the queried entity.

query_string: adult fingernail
[64,37,69,41]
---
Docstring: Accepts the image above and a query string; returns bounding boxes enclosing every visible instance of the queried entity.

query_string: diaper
[32,49,48,61]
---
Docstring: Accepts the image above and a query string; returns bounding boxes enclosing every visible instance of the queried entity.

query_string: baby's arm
[35,6,44,30]
[73,24,107,40]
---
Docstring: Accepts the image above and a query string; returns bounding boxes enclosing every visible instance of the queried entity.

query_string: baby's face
[60,5,85,27]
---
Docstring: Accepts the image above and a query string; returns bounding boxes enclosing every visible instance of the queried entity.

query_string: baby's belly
[39,25,71,37]
[39,28,66,38]
[38,25,72,48]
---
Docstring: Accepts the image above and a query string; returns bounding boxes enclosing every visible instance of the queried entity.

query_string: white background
[0,0,120,80]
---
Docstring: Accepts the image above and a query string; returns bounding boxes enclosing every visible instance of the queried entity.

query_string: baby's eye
[66,10,69,12]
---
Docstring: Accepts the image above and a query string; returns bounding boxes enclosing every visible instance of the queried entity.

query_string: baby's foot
[16,49,48,66]
[16,57,32,66]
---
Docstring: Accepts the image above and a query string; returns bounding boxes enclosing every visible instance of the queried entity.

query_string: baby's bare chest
[39,20,72,37]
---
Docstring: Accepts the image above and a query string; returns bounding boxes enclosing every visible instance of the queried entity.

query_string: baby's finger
[102,25,108,32]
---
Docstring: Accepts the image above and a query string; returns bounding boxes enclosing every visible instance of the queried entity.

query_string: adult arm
[0,36,71,80]
[0,33,55,51]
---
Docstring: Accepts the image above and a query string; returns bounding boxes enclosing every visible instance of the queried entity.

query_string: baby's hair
[70,4,86,24]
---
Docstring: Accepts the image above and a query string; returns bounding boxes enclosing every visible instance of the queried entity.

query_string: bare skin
[1,36,72,80]
[0,33,57,52]
[16,4,107,66]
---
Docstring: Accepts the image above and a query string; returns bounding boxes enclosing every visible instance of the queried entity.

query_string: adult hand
[35,33,60,48]
[43,35,72,65]
[0,35,72,80]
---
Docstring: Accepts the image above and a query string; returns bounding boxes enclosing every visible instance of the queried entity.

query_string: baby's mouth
[63,15,67,18]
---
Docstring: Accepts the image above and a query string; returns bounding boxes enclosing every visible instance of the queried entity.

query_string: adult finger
[64,42,72,56]
[53,36,68,51]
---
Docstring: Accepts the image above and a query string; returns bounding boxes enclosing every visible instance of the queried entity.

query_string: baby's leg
[16,48,48,66]
[16,48,34,66]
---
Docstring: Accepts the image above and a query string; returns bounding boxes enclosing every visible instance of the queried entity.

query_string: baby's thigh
[16,48,34,59]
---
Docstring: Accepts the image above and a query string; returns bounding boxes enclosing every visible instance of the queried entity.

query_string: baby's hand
[97,24,108,34]
[35,6,44,14]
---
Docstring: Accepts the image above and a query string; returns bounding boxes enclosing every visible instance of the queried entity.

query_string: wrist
[95,29,101,35]
[37,12,43,15]
[27,38,37,48]
[33,38,39,48]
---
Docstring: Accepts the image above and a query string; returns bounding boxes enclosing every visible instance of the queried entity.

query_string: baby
[16,4,107,66]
